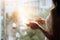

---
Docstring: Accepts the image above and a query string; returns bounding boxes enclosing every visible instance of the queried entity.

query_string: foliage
[19,28,45,40]
[19,8,50,40]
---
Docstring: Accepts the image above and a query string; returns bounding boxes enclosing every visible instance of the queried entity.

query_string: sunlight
[1,0,53,40]
[20,26,27,30]
[20,15,29,24]
[12,23,16,28]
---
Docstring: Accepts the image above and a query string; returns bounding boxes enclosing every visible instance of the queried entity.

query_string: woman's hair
[51,0,60,40]
[52,0,60,7]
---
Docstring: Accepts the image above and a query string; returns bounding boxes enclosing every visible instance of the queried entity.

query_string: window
[1,0,53,40]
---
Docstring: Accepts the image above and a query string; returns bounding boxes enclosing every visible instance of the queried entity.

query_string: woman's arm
[27,18,53,39]
[38,24,53,39]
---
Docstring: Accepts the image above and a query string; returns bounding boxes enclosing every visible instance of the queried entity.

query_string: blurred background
[0,0,53,40]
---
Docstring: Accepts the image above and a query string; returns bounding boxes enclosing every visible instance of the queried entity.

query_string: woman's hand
[26,18,53,39]
[27,22,40,29]
[35,18,45,25]
[26,18,45,29]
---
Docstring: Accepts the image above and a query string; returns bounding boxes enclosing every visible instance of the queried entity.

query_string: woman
[27,0,60,40]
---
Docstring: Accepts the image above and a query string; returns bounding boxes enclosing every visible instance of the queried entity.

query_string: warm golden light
[20,15,29,24]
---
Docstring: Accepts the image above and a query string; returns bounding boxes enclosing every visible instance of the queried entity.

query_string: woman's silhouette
[27,0,60,40]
